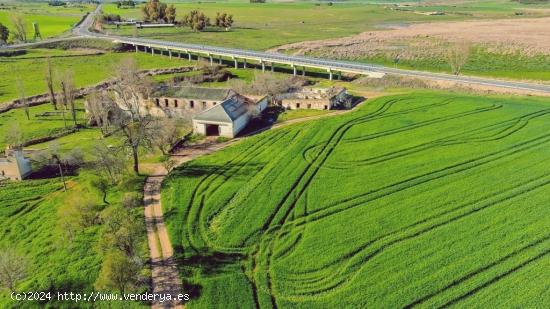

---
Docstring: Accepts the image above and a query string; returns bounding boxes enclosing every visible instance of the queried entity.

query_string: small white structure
[193,96,268,138]
[0,146,32,181]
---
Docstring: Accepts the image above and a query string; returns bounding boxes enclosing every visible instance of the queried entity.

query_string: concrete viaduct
[115,38,386,80]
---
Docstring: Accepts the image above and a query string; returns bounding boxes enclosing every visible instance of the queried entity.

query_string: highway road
[8,5,550,94]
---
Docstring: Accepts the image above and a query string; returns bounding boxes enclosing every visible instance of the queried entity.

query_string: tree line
[141,0,234,31]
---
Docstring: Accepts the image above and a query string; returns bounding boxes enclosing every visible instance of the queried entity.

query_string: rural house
[0,146,32,181]
[277,87,352,110]
[193,95,269,138]
[147,86,237,118]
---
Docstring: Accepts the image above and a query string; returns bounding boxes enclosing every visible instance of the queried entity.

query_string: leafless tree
[86,91,117,136]
[151,118,190,155]
[59,70,77,127]
[45,57,57,110]
[110,57,156,174]
[0,248,27,293]
[15,78,29,121]
[9,14,26,42]
[229,72,305,99]
[4,123,23,148]
[447,41,471,76]
[91,142,127,185]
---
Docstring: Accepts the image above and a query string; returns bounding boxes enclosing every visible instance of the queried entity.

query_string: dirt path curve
[143,141,234,309]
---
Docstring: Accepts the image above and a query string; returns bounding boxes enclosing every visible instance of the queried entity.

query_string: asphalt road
[7,5,550,95]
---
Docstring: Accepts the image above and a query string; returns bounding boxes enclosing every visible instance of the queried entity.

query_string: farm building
[193,95,269,138]
[277,87,352,110]
[0,146,32,181]
[147,86,237,119]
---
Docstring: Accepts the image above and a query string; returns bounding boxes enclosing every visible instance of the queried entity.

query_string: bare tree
[15,78,29,120]
[447,41,471,76]
[59,70,77,127]
[110,57,156,175]
[9,14,26,42]
[151,118,189,155]
[45,57,57,110]
[0,248,27,293]
[86,91,117,136]
[91,142,127,185]
[4,123,23,148]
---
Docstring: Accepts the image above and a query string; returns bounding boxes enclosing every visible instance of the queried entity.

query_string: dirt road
[143,141,234,308]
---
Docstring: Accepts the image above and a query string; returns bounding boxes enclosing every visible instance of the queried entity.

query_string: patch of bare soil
[269,17,550,59]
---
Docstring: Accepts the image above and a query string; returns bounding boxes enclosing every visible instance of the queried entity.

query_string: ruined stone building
[276,87,352,110]
[147,86,238,119]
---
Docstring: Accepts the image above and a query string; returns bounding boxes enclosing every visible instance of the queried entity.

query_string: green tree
[0,22,9,43]
[91,177,110,204]
[182,10,210,32]
[142,0,168,22]
[215,12,234,31]
[95,250,140,294]
[0,249,27,293]
[166,4,176,23]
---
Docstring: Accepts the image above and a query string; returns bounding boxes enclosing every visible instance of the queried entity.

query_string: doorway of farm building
[205,124,220,136]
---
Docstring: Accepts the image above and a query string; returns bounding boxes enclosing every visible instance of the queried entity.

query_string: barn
[192,96,268,138]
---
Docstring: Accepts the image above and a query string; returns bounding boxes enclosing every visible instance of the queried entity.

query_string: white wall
[232,114,250,137]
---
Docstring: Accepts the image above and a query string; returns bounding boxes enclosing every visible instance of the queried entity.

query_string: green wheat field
[162,91,550,308]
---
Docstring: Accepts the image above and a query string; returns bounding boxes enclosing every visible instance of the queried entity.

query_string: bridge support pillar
[243,59,247,68]
[135,45,138,52]
[261,61,265,72]
[292,65,297,76]
[302,67,305,76]
[209,54,213,65]
[328,69,333,80]
[271,63,274,72]
[151,47,154,56]
[188,53,192,61]
[234,58,238,69]
[218,57,222,64]
[168,50,172,59]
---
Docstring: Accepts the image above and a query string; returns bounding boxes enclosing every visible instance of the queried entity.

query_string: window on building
[202,101,207,109]
[190,100,194,108]
[324,105,328,110]
[213,102,217,105]
[155,98,160,107]
[307,104,312,109]
[296,103,301,109]
[174,99,178,108]
[165,98,169,107]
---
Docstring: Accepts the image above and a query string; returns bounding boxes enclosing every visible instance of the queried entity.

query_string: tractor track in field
[276,173,550,297]
[175,95,550,306]
[255,96,468,307]
[284,166,550,280]
[280,166,550,281]
[197,129,304,251]
[320,107,550,169]
[285,130,550,233]
[191,131,290,249]
[184,130,290,251]
[404,234,550,308]
[438,248,550,308]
